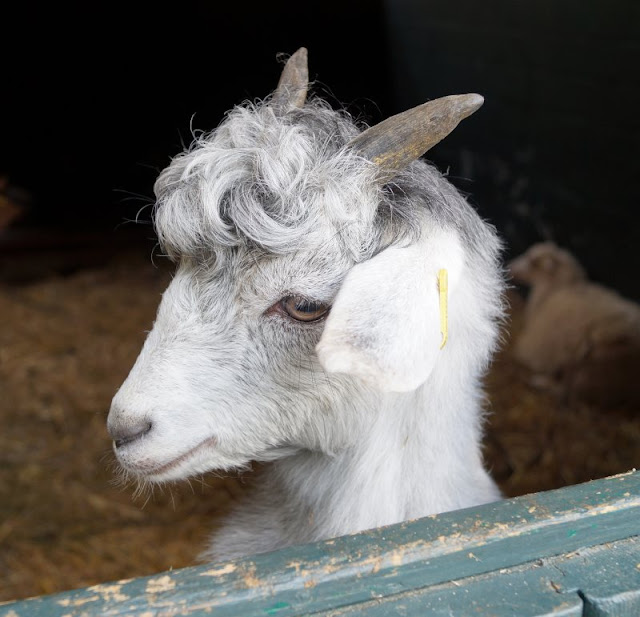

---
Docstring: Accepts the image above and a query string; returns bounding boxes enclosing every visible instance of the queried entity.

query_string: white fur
[107,88,505,562]
[318,228,463,392]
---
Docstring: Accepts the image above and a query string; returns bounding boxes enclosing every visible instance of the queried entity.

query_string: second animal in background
[509,242,640,408]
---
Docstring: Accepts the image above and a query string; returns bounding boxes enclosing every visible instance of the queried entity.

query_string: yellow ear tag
[438,269,448,349]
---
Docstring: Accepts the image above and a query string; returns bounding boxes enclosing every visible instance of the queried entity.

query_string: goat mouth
[127,436,218,478]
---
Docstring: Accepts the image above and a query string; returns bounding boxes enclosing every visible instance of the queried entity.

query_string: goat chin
[116,438,301,484]
[107,48,507,561]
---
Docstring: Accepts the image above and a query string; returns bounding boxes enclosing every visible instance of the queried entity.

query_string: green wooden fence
[2,470,639,616]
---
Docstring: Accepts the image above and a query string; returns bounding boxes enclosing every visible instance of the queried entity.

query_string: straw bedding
[1,249,637,601]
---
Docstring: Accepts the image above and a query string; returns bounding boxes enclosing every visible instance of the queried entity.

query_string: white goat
[509,242,640,407]
[107,48,505,561]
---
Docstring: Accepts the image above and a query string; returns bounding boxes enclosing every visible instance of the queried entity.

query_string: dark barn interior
[1,0,639,601]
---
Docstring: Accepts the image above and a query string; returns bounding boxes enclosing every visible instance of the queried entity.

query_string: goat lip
[126,436,218,478]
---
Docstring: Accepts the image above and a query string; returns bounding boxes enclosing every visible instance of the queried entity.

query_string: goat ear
[316,231,464,392]
[272,47,308,111]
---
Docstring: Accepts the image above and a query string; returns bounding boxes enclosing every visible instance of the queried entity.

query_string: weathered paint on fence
[315,537,640,616]
[1,470,638,616]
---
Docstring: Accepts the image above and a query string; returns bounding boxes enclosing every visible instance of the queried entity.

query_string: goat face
[107,223,470,483]
[108,245,371,482]
[107,48,492,484]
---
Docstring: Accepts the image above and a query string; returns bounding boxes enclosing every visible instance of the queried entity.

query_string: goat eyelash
[263,294,331,323]
[281,295,330,322]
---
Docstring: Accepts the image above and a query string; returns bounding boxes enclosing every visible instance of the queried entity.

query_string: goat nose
[109,419,153,448]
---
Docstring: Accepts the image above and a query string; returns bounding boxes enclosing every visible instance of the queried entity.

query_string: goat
[107,48,506,561]
[509,242,640,407]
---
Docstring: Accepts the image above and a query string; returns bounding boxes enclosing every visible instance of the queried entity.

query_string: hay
[1,253,638,601]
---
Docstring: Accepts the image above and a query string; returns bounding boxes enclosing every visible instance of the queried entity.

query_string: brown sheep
[508,242,640,408]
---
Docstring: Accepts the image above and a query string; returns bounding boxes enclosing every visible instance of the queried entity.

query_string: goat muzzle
[108,418,153,449]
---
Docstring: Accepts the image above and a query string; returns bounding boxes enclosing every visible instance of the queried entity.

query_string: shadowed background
[3,0,638,295]
[1,0,638,602]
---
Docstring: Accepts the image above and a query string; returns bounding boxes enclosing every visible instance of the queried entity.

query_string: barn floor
[1,246,638,602]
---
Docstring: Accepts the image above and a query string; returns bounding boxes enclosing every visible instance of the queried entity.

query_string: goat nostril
[112,421,153,449]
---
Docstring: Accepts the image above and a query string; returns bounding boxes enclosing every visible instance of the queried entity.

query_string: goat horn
[272,47,308,110]
[347,94,484,182]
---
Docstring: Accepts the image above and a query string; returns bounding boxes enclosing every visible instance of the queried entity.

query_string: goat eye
[281,296,329,322]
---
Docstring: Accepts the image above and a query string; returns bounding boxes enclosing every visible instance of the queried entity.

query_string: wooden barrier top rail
[2,470,639,616]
